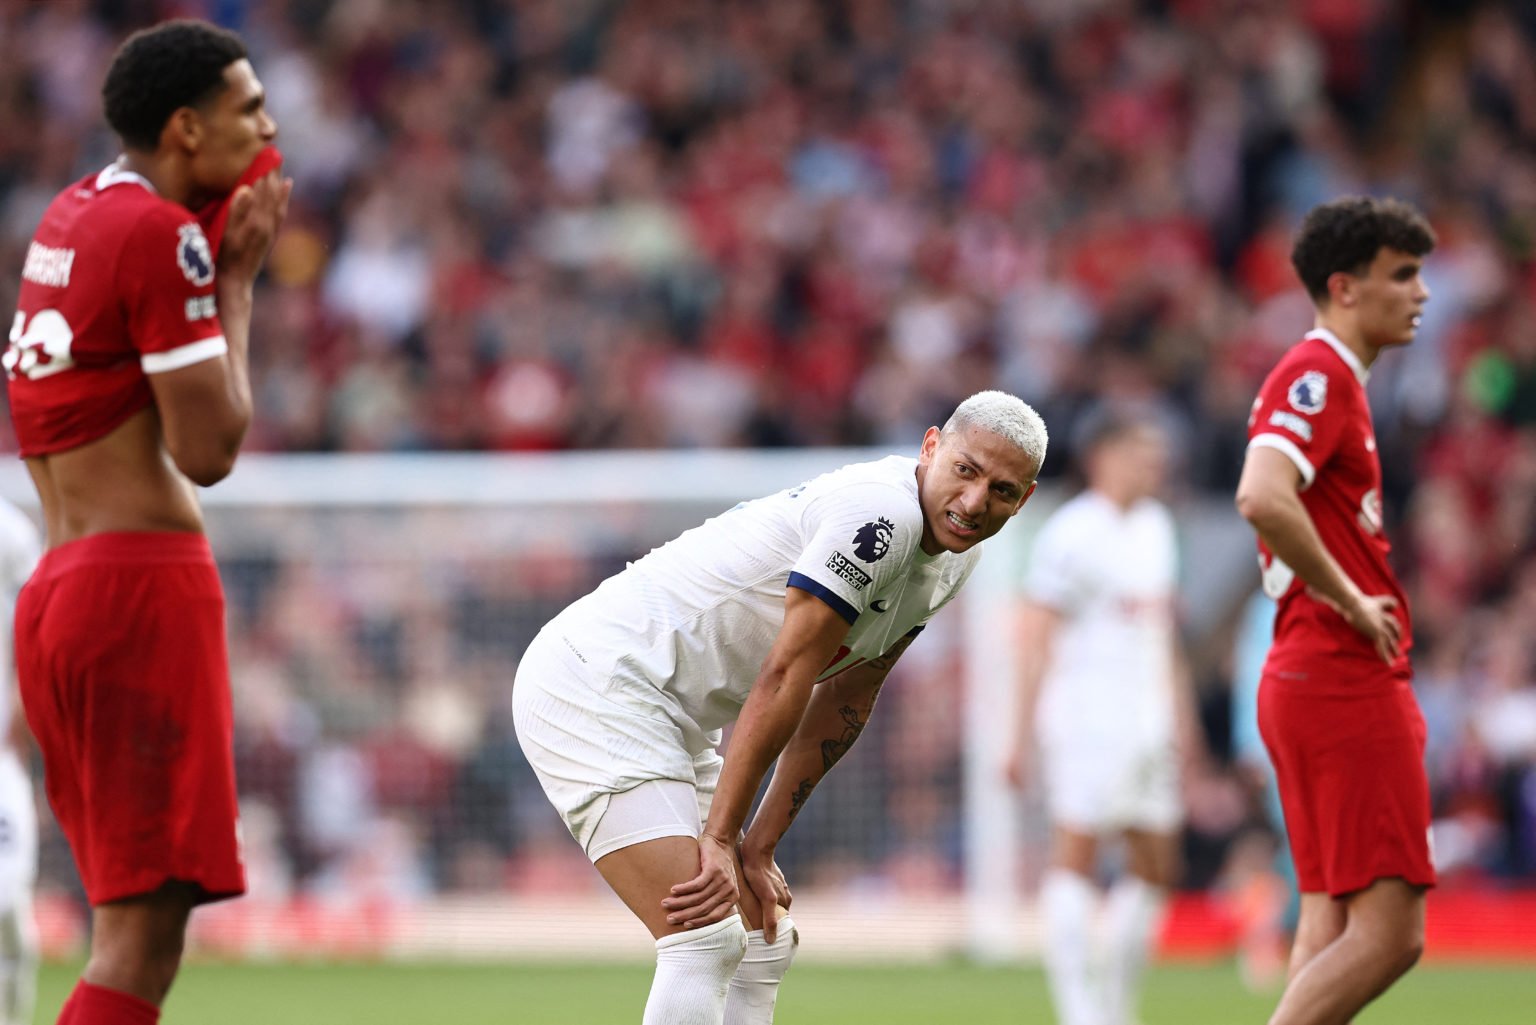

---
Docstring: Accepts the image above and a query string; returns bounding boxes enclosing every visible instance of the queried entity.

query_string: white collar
[95,158,156,194]
[1304,327,1369,385]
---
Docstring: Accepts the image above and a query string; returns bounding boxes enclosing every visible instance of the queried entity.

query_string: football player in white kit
[1005,408,1194,1025]
[0,498,39,1025]
[514,391,1047,1025]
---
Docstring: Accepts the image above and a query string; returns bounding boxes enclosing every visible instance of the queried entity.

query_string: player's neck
[118,151,198,209]
[1093,484,1138,511]
[1312,314,1379,369]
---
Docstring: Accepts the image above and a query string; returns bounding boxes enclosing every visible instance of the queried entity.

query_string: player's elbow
[168,429,246,487]
[174,449,239,487]
[1234,483,1284,530]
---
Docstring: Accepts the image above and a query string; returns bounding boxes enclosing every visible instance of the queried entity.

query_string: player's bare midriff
[25,406,204,547]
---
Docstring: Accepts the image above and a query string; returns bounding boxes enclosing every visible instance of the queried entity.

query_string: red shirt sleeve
[117,204,226,374]
[1246,354,1348,488]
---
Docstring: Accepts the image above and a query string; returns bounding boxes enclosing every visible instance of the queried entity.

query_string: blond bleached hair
[941,390,1048,477]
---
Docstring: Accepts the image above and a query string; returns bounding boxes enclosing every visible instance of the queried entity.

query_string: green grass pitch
[35,959,1536,1024]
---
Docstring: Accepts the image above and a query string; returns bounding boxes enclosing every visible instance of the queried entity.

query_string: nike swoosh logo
[871,600,889,613]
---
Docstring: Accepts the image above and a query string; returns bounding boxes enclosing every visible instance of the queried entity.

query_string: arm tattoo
[788,779,814,820]
[820,705,865,770]
[864,634,916,674]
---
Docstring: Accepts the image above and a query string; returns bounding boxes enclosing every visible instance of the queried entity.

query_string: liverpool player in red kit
[4,20,288,1025]
[1236,197,1436,1025]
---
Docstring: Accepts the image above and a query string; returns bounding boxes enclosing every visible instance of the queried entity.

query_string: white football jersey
[0,500,39,739]
[544,455,980,751]
[1026,490,1178,745]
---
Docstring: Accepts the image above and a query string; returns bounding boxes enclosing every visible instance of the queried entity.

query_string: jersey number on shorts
[5,309,75,380]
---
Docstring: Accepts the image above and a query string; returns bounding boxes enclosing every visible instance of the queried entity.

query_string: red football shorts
[1259,668,1437,897]
[15,532,245,906]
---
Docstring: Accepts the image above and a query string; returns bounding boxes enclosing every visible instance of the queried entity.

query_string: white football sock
[724,915,798,1025]
[643,915,749,1025]
[1041,868,1102,1025]
[1102,876,1167,1025]
[0,895,36,1025]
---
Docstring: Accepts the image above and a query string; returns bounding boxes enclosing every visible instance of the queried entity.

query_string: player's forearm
[744,670,885,853]
[1012,605,1057,750]
[1239,487,1363,610]
[702,665,815,844]
[216,281,255,420]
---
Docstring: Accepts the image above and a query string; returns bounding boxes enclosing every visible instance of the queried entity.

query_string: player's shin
[724,914,798,1025]
[643,915,749,1025]
[1041,868,1102,1025]
[1103,876,1167,1025]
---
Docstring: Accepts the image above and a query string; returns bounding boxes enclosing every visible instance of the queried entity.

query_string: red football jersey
[1246,329,1411,683]
[5,162,227,457]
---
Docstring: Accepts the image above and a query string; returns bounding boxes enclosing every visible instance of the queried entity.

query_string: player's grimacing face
[1351,246,1430,348]
[916,425,1038,556]
[190,59,276,195]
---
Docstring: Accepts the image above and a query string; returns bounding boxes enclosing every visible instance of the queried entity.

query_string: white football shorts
[1040,734,1181,834]
[0,750,36,909]
[512,627,722,862]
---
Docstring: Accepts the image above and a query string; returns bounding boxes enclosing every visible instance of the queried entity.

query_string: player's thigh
[513,633,702,858]
[1342,878,1425,955]
[1289,892,1346,978]
[1122,826,1180,888]
[596,834,713,939]
[1040,736,1120,836]
[1050,824,1100,876]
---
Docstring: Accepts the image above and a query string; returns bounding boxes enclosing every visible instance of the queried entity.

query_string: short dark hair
[1290,196,1436,302]
[1074,401,1162,456]
[102,19,248,151]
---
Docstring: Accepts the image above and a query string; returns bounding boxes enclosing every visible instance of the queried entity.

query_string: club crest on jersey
[176,223,214,287]
[852,517,895,563]
[1287,371,1327,415]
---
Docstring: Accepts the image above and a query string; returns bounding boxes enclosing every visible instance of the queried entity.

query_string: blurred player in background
[0,499,38,1025]
[1235,196,1436,1025]
[514,391,1047,1025]
[1005,408,1197,1025]
[3,20,288,1025]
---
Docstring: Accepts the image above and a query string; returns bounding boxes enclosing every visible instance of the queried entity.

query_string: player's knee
[1393,924,1425,976]
[737,916,798,985]
[655,915,748,980]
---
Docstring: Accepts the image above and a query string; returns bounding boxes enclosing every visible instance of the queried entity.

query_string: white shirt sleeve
[787,483,923,624]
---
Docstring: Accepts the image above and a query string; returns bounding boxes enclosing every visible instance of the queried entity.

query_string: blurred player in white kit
[1006,407,1196,1025]
[0,498,40,1025]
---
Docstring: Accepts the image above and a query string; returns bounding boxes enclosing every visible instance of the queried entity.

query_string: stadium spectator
[3,20,288,1025]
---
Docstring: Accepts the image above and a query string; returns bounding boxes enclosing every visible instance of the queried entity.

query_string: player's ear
[1011,481,1039,515]
[163,106,204,154]
[918,426,943,463]
[1326,270,1357,308]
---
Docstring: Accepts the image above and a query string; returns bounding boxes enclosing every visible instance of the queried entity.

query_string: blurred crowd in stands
[3,0,1536,902]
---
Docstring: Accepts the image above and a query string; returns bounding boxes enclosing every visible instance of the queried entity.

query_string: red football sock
[60,981,159,1025]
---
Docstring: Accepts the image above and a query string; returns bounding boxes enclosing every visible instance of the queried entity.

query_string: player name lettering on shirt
[21,242,75,288]
[1269,409,1313,441]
